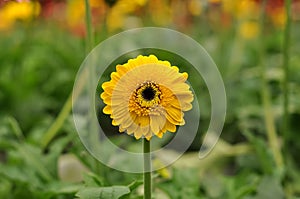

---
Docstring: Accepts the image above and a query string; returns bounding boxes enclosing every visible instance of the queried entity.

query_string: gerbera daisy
[100,55,193,140]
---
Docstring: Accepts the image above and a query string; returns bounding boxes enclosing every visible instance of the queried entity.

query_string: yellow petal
[165,121,177,132]
[171,84,191,92]
[158,60,171,67]
[156,132,164,138]
[134,128,143,139]
[102,82,113,90]
[145,128,153,140]
[102,96,112,105]
[119,115,134,129]
[176,92,194,102]
[142,125,150,137]
[150,115,166,134]
[126,123,138,135]
[112,119,118,126]
[166,106,183,124]
[111,72,121,81]
[100,92,111,99]
[148,54,159,63]
[116,65,128,75]
[145,135,152,140]
[135,115,150,127]
[111,106,128,118]
[172,66,179,72]
[182,72,188,79]
[180,102,193,111]
[103,106,112,114]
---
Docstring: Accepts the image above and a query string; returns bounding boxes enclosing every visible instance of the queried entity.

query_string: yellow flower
[153,159,172,179]
[238,21,259,39]
[188,0,203,16]
[0,1,40,30]
[100,55,193,140]
[66,0,106,27]
[148,0,172,26]
[106,0,147,32]
[270,8,286,28]
[222,0,259,18]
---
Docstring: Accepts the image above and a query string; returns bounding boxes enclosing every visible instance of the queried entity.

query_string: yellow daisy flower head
[100,55,193,140]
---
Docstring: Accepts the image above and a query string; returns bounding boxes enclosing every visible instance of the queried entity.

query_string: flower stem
[41,0,95,149]
[143,139,152,199]
[84,0,95,52]
[258,0,283,170]
[41,94,72,149]
[283,0,291,152]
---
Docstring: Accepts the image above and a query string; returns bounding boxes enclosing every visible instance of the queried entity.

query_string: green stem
[84,0,95,125]
[283,0,291,151]
[84,0,95,52]
[41,0,95,149]
[84,0,99,173]
[258,0,283,170]
[41,94,72,149]
[143,139,152,199]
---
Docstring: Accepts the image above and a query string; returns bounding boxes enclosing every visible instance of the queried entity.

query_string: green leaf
[42,134,75,176]
[6,116,24,140]
[47,182,82,195]
[75,186,130,199]
[159,168,201,199]
[242,130,275,174]
[14,143,54,181]
[127,180,143,191]
[83,172,104,187]
[253,176,284,199]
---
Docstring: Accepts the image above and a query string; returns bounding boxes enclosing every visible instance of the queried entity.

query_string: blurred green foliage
[0,26,84,132]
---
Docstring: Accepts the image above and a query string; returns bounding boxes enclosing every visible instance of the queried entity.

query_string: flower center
[136,82,161,107]
[128,82,162,116]
[142,87,156,101]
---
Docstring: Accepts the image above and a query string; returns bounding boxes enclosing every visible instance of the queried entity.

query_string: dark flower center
[142,87,156,101]
[104,0,118,7]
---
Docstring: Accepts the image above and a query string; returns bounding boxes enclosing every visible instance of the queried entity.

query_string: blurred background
[0,0,300,198]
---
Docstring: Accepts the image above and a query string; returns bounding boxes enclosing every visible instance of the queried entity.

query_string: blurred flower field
[1,0,300,198]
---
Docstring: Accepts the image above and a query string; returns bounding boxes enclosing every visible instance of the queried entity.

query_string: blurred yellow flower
[270,8,286,28]
[63,0,109,36]
[106,0,147,32]
[66,0,86,27]
[0,1,40,30]
[209,0,221,3]
[238,21,259,39]
[188,0,203,16]
[236,0,259,18]
[222,0,259,18]
[153,159,172,179]
[222,0,288,28]
[66,0,106,28]
[101,55,193,140]
[148,0,172,26]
